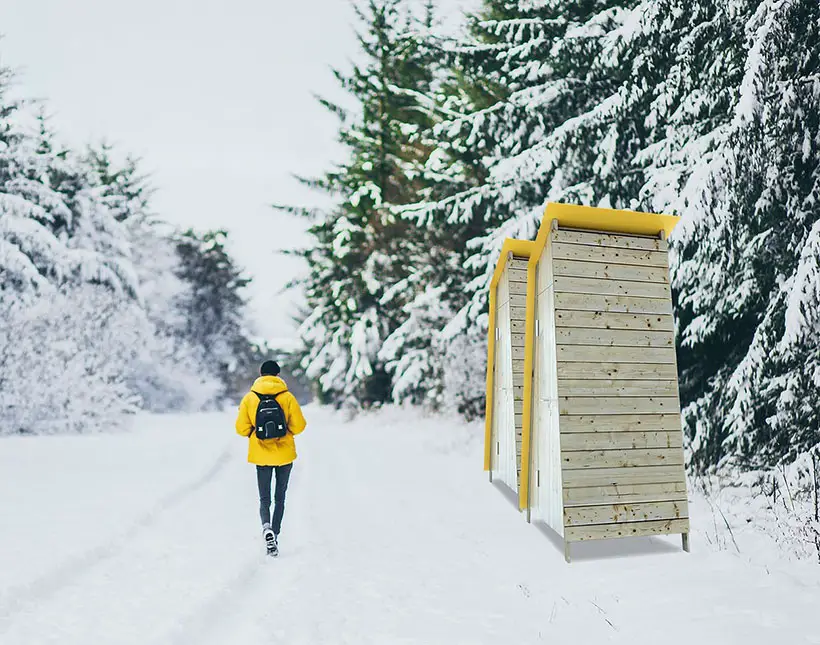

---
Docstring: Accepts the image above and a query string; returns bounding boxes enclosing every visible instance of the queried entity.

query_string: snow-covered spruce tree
[393,0,644,416]
[0,286,148,433]
[174,228,254,403]
[411,0,820,469]
[655,0,820,470]
[291,0,443,408]
[0,62,250,430]
[0,90,144,431]
[84,145,222,412]
[0,109,138,301]
[377,22,501,413]
[774,220,820,463]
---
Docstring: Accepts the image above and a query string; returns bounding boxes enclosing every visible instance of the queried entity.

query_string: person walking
[235,360,307,556]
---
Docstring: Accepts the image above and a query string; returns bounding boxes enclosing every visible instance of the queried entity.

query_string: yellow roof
[484,238,535,473]
[489,238,536,289]
[538,202,680,241]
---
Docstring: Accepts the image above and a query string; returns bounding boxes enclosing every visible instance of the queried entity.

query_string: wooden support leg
[564,541,572,563]
[682,532,690,553]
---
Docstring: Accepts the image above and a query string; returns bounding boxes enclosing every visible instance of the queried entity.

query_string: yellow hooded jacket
[235,376,307,466]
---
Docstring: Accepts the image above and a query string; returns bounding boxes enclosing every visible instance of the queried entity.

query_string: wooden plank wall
[550,229,690,542]
[508,256,528,486]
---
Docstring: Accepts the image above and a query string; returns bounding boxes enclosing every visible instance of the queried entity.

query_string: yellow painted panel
[545,202,680,239]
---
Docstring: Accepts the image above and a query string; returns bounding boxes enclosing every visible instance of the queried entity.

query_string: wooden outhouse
[484,239,535,496]
[519,203,690,562]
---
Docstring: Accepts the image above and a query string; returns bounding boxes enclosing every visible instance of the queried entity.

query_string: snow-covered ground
[1,407,818,644]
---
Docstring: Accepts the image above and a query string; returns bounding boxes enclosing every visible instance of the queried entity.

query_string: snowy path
[1,407,818,644]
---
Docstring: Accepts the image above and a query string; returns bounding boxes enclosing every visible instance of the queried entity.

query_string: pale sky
[0,0,474,345]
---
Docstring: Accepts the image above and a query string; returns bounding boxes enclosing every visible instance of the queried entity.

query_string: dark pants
[256,463,293,535]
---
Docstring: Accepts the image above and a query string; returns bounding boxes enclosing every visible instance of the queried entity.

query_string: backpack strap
[253,390,289,401]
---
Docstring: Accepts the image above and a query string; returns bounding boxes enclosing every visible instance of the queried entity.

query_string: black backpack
[253,391,288,440]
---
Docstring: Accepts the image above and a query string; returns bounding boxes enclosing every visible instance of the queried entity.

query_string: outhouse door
[530,238,564,533]
[492,264,518,492]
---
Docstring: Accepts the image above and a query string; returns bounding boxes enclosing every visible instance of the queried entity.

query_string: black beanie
[260,360,280,376]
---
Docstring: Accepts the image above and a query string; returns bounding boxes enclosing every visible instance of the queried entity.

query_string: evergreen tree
[86,143,152,223]
[0,87,136,299]
[0,70,152,430]
[377,21,498,411]
[391,0,641,416]
[0,58,253,429]
[292,0,442,407]
[662,0,820,469]
[392,0,820,469]
[175,229,253,401]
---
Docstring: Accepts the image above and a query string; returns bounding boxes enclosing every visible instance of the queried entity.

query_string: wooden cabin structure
[484,239,535,496]
[517,203,690,562]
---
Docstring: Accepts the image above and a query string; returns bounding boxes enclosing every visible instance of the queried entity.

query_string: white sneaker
[265,532,278,557]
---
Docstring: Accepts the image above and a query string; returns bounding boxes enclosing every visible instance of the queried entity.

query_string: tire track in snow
[0,443,233,632]
[164,556,266,645]
[165,448,334,645]
[169,430,364,645]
